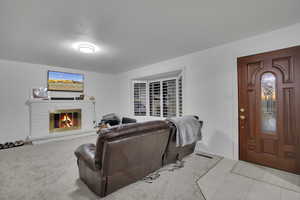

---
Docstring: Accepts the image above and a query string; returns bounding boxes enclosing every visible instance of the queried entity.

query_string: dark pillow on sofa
[121,117,137,124]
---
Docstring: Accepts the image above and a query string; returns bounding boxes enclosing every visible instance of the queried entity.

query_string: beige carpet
[0,135,221,200]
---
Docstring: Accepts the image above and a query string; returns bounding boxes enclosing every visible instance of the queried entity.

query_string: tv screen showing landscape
[48,71,84,92]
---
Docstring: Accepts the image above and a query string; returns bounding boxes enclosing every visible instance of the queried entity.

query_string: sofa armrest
[75,144,98,171]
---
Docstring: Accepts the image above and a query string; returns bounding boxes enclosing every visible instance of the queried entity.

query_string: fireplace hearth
[49,109,81,132]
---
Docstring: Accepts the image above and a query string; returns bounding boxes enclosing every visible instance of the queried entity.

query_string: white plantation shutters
[178,76,183,117]
[133,82,147,116]
[149,81,161,117]
[162,79,177,117]
[133,73,183,117]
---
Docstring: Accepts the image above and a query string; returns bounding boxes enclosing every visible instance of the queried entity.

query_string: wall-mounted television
[47,71,84,92]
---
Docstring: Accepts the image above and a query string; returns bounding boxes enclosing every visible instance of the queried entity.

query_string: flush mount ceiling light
[72,42,100,54]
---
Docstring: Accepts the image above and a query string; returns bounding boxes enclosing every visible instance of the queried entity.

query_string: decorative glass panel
[261,73,277,133]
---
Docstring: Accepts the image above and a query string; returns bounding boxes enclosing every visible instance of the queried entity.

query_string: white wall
[0,59,120,143]
[118,23,300,160]
[2,22,300,158]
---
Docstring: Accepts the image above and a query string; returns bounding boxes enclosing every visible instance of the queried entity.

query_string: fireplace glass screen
[49,109,81,132]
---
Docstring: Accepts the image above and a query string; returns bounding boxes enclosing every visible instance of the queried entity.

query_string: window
[149,81,161,117]
[162,79,177,117]
[133,75,183,117]
[261,73,277,134]
[133,82,147,116]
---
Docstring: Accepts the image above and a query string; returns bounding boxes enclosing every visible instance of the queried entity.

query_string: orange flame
[61,114,73,128]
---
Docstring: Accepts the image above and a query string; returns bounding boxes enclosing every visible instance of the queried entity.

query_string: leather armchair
[75,121,171,197]
[75,117,202,197]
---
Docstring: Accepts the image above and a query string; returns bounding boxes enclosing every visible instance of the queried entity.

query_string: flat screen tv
[48,71,84,92]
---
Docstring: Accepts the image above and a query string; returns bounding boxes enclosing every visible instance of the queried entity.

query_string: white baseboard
[29,130,96,144]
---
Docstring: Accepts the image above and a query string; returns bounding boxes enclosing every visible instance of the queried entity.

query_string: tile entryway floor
[198,158,300,200]
[232,161,300,192]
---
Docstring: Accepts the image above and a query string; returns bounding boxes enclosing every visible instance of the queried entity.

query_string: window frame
[133,73,183,118]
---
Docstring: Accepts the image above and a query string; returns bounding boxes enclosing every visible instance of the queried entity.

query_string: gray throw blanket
[167,115,202,147]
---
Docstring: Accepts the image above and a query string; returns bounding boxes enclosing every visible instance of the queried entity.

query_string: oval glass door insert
[261,73,277,134]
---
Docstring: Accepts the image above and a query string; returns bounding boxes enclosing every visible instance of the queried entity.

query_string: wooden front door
[238,46,300,174]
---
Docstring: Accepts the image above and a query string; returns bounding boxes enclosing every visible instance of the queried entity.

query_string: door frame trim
[237,57,247,161]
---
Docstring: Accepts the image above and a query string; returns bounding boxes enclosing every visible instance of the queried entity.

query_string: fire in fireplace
[49,109,81,132]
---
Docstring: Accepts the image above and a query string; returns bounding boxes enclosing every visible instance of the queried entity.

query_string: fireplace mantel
[27,99,96,143]
[26,99,95,104]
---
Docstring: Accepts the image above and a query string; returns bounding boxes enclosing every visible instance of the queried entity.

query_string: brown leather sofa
[75,119,202,197]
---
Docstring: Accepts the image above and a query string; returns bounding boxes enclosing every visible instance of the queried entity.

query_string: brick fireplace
[27,100,95,143]
[49,109,82,132]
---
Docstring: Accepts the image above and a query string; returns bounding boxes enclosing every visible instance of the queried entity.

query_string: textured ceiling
[0,0,300,73]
